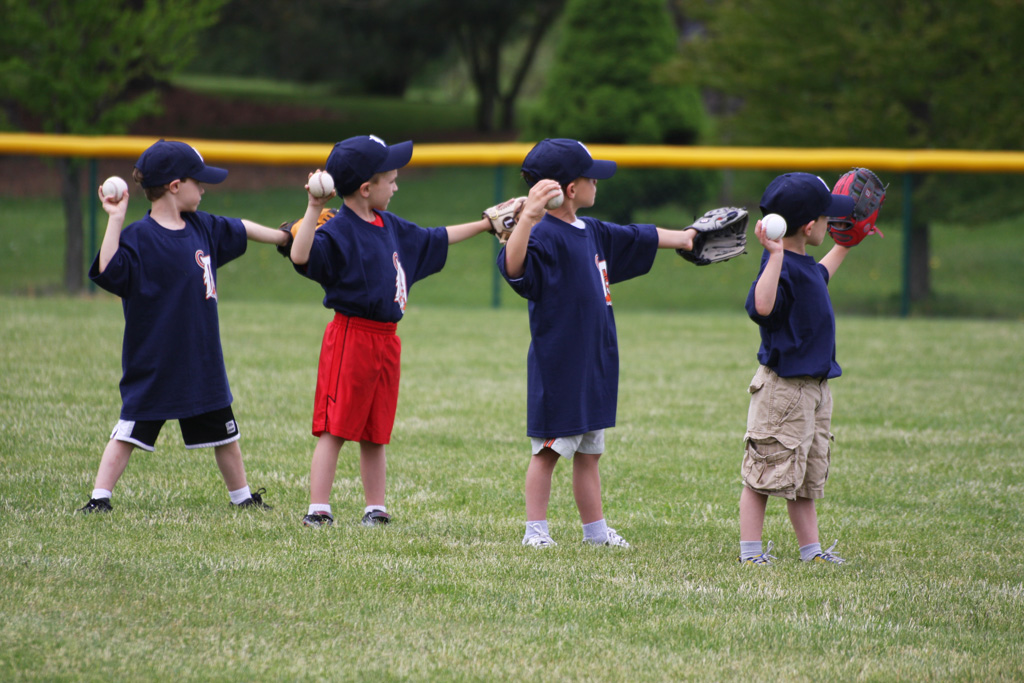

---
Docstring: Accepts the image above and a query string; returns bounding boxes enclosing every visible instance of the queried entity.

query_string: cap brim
[584,158,617,180]
[826,194,856,218]
[193,165,229,184]
[379,140,413,173]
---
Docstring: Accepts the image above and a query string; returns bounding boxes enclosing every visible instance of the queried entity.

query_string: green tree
[198,0,565,132]
[441,0,567,131]
[527,0,715,222]
[0,0,226,293]
[677,0,1024,303]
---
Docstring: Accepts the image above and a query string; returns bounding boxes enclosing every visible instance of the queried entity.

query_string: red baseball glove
[828,168,887,247]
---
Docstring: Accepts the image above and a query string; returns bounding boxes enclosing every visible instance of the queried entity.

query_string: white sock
[800,542,822,562]
[582,519,608,543]
[91,488,113,501]
[364,505,386,514]
[228,486,251,505]
[740,540,763,560]
[524,520,549,539]
[309,504,332,516]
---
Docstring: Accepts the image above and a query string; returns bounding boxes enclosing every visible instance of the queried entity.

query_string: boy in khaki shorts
[738,172,857,565]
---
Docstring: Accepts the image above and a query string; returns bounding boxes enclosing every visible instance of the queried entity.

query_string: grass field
[1,295,1022,681]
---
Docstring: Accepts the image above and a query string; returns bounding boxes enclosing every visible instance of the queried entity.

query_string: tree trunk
[57,157,84,294]
[499,95,517,131]
[476,85,496,132]
[908,219,931,302]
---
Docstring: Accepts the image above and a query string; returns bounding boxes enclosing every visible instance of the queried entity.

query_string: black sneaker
[78,498,112,514]
[361,509,391,526]
[233,487,272,510]
[302,512,334,528]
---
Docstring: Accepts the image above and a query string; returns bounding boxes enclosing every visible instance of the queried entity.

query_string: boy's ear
[167,179,181,193]
[358,180,372,198]
[565,180,576,198]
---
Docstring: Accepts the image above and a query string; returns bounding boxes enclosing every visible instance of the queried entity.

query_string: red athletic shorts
[312,313,401,445]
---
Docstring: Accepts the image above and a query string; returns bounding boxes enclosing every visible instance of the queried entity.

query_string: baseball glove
[482,196,526,245]
[828,168,887,247]
[277,208,337,257]
[676,207,748,266]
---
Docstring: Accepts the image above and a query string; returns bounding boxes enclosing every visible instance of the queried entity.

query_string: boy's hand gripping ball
[761,213,787,241]
[308,170,335,199]
[101,176,128,201]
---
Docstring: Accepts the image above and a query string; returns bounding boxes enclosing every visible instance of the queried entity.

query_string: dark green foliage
[678,0,1024,220]
[526,0,716,222]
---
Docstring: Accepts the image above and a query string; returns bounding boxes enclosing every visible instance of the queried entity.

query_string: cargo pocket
[741,436,800,495]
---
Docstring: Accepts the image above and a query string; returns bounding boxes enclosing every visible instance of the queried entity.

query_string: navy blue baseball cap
[521,138,617,186]
[135,140,228,188]
[760,172,856,232]
[326,135,413,196]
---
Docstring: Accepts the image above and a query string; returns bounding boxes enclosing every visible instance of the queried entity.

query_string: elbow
[754,297,774,317]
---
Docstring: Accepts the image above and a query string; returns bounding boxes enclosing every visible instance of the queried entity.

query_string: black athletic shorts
[109,406,240,451]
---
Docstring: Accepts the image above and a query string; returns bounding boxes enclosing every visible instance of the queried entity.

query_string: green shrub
[526,0,717,222]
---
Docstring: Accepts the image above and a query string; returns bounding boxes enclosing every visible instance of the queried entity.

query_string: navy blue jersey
[296,205,449,322]
[499,215,659,438]
[745,249,841,379]
[89,211,248,421]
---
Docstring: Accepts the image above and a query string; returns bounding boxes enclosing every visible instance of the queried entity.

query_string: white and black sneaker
[77,498,112,514]
[522,522,557,547]
[585,527,630,548]
[361,510,391,526]
[233,487,272,510]
[302,512,334,528]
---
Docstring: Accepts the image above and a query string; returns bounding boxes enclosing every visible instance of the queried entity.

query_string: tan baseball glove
[482,196,526,245]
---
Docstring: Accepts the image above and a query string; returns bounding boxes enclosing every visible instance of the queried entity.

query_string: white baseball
[308,170,335,198]
[762,213,787,240]
[545,188,564,210]
[101,176,128,201]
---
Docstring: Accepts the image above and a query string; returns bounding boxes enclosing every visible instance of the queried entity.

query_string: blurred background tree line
[2,0,1023,296]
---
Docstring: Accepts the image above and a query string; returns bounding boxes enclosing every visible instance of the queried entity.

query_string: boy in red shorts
[289,135,492,527]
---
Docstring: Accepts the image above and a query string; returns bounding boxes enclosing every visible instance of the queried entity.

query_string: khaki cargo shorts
[741,365,834,500]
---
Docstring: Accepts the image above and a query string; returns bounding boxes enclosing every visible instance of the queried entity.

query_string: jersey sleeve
[497,235,549,301]
[595,221,659,284]
[745,252,792,330]
[89,225,140,297]
[396,217,448,285]
[202,213,248,266]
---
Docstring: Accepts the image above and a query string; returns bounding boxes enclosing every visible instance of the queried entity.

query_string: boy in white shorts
[498,139,702,547]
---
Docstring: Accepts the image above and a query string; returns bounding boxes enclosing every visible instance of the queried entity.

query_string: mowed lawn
[1,295,1021,681]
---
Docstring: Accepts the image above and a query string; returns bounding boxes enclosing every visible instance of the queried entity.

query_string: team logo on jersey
[195,250,217,300]
[393,252,408,312]
[595,254,612,306]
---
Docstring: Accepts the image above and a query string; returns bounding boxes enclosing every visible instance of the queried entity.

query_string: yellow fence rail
[3,133,1024,173]
[4,133,1024,314]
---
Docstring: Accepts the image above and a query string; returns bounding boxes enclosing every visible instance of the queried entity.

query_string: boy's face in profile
[172,177,204,212]
[367,169,399,211]
[571,176,598,209]
[808,215,829,246]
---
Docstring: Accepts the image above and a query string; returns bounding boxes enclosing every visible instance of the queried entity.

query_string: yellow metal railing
[5,133,1024,313]
[3,133,1024,173]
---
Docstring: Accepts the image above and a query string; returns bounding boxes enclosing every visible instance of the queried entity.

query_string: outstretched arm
[818,243,851,280]
[243,220,290,246]
[656,227,697,251]
[446,218,492,244]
